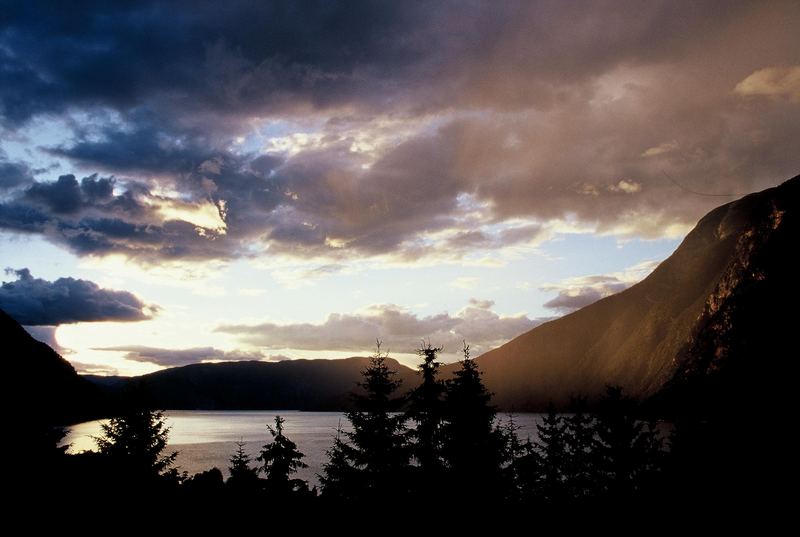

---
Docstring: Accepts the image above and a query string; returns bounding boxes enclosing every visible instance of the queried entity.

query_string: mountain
[471,174,798,411]
[87,357,420,411]
[2,308,105,424]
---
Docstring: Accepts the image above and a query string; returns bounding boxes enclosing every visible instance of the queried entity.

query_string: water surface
[65,410,545,485]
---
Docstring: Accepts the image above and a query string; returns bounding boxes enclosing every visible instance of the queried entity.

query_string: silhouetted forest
[17,339,774,513]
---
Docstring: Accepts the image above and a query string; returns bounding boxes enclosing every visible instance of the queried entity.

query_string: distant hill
[468,174,798,411]
[1,308,105,424]
[87,357,420,411]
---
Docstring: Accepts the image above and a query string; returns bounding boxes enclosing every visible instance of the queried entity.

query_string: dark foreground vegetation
[16,341,778,514]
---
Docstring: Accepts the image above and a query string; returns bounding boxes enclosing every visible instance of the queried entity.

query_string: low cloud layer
[0,268,154,325]
[95,345,268,367]
[70,361,120,376]
[217,300,539,357]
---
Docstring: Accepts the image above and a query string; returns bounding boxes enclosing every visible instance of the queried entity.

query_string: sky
[1,1,798,376]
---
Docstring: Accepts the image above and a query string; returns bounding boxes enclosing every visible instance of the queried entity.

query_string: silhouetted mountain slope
[2,308,104,424]
[653,177,798,417]
[469,175,799,410]
[89,358,420,411]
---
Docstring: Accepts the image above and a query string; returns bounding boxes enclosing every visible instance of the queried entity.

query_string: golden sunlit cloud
[734,65,800,102]
[608,179,642,194]
[151,198,228,233]
[641,141,679,158]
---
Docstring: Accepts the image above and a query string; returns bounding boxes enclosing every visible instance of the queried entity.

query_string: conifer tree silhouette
[533,403,568,503]
[510,433,540,503]
[320,341,410,502]
[595,386,663,499]
[319,420,359,501]
[94,407,179,486]
[227,439,260,493]
[563,397,601,500]
[257,415,309,497]
[405,340,446,496]
[501,412,531,502]
[441,341,507,502]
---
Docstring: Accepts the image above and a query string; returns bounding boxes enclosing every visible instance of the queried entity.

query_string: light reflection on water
[64,410,545,485]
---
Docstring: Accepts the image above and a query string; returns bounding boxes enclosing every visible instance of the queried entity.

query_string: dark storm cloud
[25,174,83,213]
[3,1,790,123]
[48,112,224,175]
[0,0,437,126]
[0,268,154,325]
[217,302,539,357]
[95,345,265,367]
[0,158,283,262]
[21,173,133,215]
[0,1,798,262]
[81,174,114,201]
[0,157,34,189]
[0,202,52,232]
[45,116,466,258]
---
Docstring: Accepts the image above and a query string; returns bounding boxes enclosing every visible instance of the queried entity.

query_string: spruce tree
[319,421,359,501]
[595,386,663,499]
[563,397,601,500]
[227,439,260,492]
[257,415,308,497]
[320,341,410,501]
[94,408,179,485]
[405,341,446,494]
[501,412,529,502]
[533,403,568,503]
[511,434,541,503]
[441,342,507,502]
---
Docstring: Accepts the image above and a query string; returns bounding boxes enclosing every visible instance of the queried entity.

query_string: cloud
[541,260,660,313]
[0,268,155,325]
[22,325,68,353]
[25,174,85,214]
[0,170,243,263]
[607,179,642,194]
[641,141,679,158]
[217,302,540,357]
[0,1,437,126]
[0,157,34,190]
[70,361,120,376]
[468,298,495,310]
[543,283,628,312]
[95,345,266,367]
[0,1,798,264]
[444,224,547,252]
[3,1,795,124]
[449,277,479,289]
[735,66,800,102]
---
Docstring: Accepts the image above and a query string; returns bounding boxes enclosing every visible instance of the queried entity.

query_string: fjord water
[65,410,545,485]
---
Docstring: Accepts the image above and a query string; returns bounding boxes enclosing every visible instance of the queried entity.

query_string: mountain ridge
[469,174,798,409]
[116,356,419,410]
